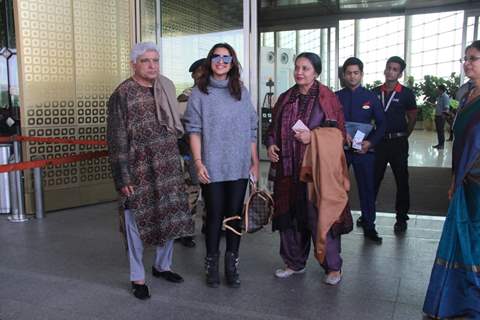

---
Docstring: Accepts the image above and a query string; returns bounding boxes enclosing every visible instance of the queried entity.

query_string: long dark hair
[197,43,242,101]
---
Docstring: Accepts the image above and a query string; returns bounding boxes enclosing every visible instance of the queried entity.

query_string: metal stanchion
[33,167,44,219]
[0,144,11,214]
[8,165,19,217]
[8,141,28,223]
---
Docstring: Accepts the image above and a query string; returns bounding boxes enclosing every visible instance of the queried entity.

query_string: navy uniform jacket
[372,83,417,134]
[336,86,386,147]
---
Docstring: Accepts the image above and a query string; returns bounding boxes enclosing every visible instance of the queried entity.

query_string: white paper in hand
[292,119,309,133]
[352,130,366,150]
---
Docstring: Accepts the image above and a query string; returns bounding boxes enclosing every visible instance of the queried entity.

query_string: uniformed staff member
[176,58,206,248]
[373,56,417,233]
[433,84,450,150]
[336,57,386,243]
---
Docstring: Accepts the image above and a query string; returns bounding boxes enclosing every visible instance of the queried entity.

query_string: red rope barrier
[0,135,108,173]
[0,151,109,173]
[0,135,107,146]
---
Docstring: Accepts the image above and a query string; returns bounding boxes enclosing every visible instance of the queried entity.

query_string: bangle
[194,159,202,162]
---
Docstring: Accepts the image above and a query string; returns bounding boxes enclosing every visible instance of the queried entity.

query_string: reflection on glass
[6,0,15,49]
[8,52,18,107]
[0,54,7,108]
[160,0,243,95]
[261,0,321,8]
[0,0,5,49]
[140,0,157,43]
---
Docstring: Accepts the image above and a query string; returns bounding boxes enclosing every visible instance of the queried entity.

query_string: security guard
[336,57,386,243]
[373,56,417,233]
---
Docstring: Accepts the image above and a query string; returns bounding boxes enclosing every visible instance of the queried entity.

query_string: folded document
[345,121,373,138]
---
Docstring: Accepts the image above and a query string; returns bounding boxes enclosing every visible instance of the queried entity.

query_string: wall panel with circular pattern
[14,0,133,212]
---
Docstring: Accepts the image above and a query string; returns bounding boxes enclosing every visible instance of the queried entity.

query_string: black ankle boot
[205,253,220,288]
[225,251,241,288]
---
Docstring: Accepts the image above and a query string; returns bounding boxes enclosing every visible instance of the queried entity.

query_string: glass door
[157,0,247,95]
[258,27,336,160]
[0,0,19,135]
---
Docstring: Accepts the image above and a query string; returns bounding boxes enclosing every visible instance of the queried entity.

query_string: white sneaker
[274,267,306,278]
[324,272,342,285]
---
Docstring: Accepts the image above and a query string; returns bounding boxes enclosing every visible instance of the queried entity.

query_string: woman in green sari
[423,40,480,319]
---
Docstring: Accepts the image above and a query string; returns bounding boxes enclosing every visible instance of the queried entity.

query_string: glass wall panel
[160,0,244,95]
[298,29,320,54]
[278,30,296,49]
[466,16,476,43]
[410,11,463,81]
[357,16,405,85]
[329,27,336,88]
[261,32,274,47]
[339,20,354,65]
[320,28,328,85]
[478,18,480,40]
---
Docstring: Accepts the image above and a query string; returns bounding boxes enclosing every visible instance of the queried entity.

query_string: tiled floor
[0,129,449,319]
[0,203,442,320]
[409,130,452,168]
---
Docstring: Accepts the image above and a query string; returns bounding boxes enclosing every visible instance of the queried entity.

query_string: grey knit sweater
[184,77,258,183]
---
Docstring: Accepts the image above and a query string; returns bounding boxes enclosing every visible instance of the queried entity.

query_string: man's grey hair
[130,42,160,63]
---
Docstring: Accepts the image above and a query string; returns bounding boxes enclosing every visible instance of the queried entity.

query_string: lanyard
[381,91,396,112]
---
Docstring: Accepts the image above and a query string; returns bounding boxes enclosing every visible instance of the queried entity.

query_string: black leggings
[201,179,248,255]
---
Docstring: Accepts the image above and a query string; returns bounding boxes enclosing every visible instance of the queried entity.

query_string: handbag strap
[221,183,275,237]
[222,216,243,236]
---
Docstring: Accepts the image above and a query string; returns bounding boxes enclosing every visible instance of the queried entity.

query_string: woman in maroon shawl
[265,52,347,285]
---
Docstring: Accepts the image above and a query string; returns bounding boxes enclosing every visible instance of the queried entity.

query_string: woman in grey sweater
[184,43,259,288]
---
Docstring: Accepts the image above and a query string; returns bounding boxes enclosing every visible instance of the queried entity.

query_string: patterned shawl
[280,81,319,177]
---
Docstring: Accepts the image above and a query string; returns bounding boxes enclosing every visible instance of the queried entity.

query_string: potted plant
[414,73,460,131]
[419,103,435,130]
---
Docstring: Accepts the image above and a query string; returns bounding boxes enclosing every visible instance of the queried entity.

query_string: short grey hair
[130,42,160,63]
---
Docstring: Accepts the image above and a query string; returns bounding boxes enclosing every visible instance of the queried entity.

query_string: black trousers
[434,115,445,146]
[201,179,248,255]
[374,137,410,220]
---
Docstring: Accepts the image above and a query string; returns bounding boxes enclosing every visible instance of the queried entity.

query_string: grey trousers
[124,209,174,281]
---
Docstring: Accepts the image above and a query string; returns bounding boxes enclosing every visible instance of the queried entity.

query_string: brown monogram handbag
[223,181,274,236]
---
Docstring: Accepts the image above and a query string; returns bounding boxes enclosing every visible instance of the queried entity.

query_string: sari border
[435,257,480,273]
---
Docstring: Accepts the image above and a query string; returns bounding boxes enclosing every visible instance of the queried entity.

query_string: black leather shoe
[364,229,383,244]
[394,220,408,233]
[179,236,196,248]
[356,216,364,227]
[131,282,151,300]
[152,267,184,283]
